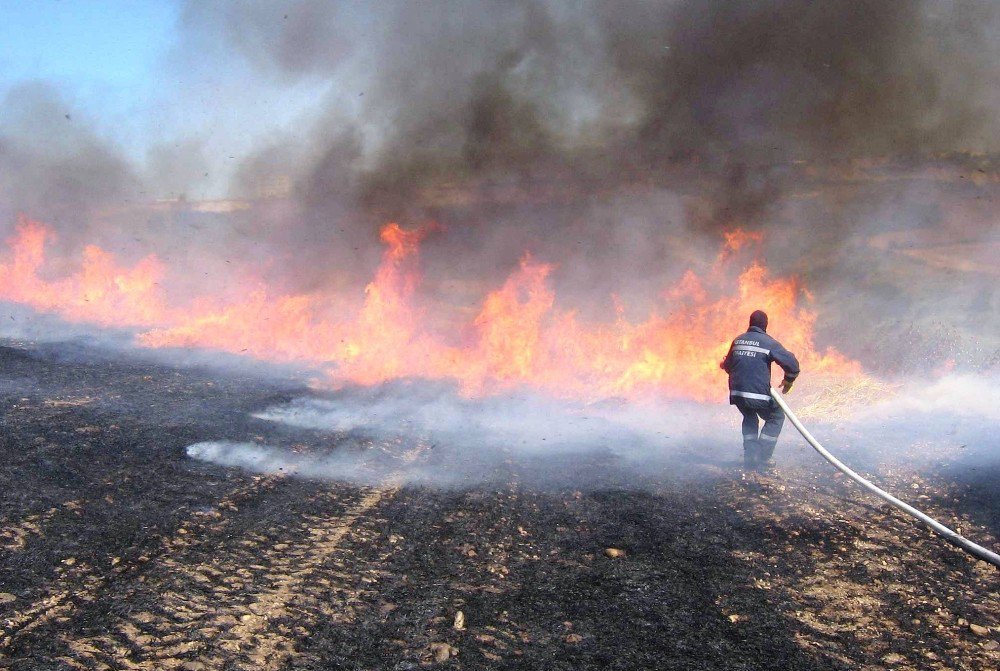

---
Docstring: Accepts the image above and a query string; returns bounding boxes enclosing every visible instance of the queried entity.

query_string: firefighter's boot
[743,438,761,471]
[757,433,779,472]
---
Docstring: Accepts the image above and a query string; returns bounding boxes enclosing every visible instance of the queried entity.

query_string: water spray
[770,387,1000,569]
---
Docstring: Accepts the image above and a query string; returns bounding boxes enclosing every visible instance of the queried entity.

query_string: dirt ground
[0,340,997,670]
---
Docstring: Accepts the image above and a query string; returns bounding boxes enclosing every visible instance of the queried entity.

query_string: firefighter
[720,310,800,471]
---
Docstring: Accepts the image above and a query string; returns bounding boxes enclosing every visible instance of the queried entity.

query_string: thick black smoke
[186,1,998,194]
[602,1,996,161]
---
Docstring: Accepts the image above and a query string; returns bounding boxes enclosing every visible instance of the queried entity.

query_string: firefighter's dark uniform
[720,325,800,468]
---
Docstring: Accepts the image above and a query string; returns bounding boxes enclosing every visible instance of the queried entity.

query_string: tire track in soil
[398,450,528,666]
[287,452,860,669]
[283,446,533,668]
[0,474,285,653]
[41,446,425,670]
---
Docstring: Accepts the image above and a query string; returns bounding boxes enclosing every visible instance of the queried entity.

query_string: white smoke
[251,391,723,454]
[185,372,1000,489]
[857,372,1000,423]
[188,386,737,488]
[186,440,372,481]
[844,372,1000,470]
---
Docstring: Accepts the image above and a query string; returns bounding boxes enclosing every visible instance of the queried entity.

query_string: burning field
[0,214,859,400]
[1,1,1000,669]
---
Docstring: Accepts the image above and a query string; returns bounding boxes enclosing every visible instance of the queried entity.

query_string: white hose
[770,387,1000,569]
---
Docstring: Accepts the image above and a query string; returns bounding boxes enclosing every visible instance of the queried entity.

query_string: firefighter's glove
[780,378,795,394]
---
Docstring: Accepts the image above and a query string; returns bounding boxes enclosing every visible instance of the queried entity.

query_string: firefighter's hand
[780,378,794,394]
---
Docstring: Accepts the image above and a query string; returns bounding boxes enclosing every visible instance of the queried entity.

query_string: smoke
[172,0,1000,314]
[184,371,999,490]
[188,381,737,489]
[843,372,1000,478]
[185,1,999,200]
[199,2,999,161]
[0,82,143,246]
[857,372,1000,426]
[603,1,998,162]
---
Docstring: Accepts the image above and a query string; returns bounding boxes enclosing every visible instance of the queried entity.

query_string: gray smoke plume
[0,82,143,248]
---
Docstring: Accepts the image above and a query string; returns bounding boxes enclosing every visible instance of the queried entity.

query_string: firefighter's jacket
[720,326,800,406]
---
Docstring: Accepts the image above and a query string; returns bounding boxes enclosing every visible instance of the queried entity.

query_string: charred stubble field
[0,341,997,670]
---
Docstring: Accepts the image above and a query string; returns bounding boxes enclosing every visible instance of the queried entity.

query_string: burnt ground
[0,341,997,671]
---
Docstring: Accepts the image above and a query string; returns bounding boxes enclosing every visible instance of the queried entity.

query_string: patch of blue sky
[0,1,361,198]
[0,1,179,146]
[0,1,176,89]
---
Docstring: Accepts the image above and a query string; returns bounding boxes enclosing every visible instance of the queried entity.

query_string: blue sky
[0,1,181,143]
[0,1,336,197]
[0,1,177,89]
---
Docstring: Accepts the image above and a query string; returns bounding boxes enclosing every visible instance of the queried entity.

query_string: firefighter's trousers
[735,398,785,464]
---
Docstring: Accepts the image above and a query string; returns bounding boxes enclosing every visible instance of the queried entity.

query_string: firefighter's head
[749,310,768,331]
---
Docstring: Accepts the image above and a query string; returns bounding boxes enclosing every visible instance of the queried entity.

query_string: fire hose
[770,387,1000,569]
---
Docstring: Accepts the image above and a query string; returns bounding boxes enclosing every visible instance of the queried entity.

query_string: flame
[469,254,556,388]
[140,291,339,361]
[721,228,765,257]
[335,222,434,384]
[0,214,860,401]
[0,216,168,327]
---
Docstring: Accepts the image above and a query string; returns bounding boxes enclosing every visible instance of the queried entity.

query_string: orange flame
[335,222,434,384]
[0,216,168,327]
[0,214,860,401]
